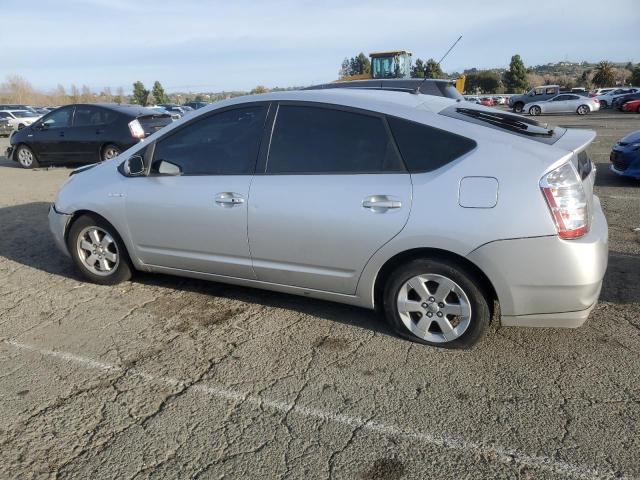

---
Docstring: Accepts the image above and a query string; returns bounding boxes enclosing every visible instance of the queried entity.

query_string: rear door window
[152,105,267,175]
[266,105,404,174]
[73,106,118,126]
[387,116,476,173]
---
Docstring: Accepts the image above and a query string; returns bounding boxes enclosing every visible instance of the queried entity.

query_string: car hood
[619,130,640,145]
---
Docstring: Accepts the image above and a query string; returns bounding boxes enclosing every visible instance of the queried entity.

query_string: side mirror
[157,159,182,176]
[123,154,145,176]
[35,122,47,130]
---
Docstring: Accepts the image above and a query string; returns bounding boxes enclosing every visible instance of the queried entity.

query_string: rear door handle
[362,195,402,212]
[215,192,245,207]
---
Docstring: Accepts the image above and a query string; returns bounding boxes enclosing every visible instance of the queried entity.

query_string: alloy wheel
[396,274,472,343]
[76,226,119,276]
[102,146,120,160]
[17,148,34,167]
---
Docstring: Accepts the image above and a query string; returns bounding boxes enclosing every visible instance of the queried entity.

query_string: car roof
[206,88,458,115]
[69,103,162,116]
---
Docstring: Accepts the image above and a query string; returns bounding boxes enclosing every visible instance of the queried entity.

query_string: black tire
[512,102,524,113]
[599,100,608,109]
[576,105,590,115]
[529,106,541,116]
[67,214,133,285]
[101,144,121,161]
[17,123,25,130]
[383,258,490,349]
[637,106,640,114]
[15,144,39,169]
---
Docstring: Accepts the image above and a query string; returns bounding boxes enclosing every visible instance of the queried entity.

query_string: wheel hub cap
[396,273,472,343]
[76,226,119,276]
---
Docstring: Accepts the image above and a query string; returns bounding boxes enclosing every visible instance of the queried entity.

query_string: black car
[7,103,172,168]
[613,92,640,110]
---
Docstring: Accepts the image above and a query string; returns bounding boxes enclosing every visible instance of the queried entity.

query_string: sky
[0,0,638,94]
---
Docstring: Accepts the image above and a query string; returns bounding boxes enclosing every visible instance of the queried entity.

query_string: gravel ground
[0,110,639,479]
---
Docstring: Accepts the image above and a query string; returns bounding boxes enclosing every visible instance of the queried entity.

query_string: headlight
[631,142,640,149]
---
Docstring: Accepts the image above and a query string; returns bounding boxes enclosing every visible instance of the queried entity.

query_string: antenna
[413,35,463,94]
[437,35,463,66]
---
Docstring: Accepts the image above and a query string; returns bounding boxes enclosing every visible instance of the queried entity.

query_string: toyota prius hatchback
[49,90,608,348]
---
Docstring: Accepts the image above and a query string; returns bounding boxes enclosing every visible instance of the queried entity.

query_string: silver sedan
[48,90,608,349]
[523,94,600,115]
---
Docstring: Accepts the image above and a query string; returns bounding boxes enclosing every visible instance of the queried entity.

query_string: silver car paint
[523,95,599,114]
[51,89,608,328]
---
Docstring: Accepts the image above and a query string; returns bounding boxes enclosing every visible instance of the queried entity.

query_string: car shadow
[594,162,640,188]
[0,202,393,337]
[0,202,637,335]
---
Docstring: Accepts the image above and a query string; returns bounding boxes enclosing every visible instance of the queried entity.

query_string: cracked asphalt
[0,110,639,479]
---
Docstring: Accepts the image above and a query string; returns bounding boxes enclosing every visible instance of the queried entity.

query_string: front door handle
[362,195,402,212]
[59,131,65,137]
[215,192,245,207]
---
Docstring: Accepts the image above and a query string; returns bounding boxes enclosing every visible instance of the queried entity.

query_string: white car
[596,87,639,108]
[523,94,599,116]
[591,88,615,96]
[0,110,41,130]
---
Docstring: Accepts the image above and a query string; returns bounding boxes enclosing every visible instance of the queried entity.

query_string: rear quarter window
[387,116,476,173]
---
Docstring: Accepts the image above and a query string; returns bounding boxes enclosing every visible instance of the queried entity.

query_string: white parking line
[4,339,607,479]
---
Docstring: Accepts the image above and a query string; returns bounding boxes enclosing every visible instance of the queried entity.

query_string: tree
[625,62,634,72]
[339,58,350,78]
[152,81,168,104]
[69,84,80,103]
[424,58,443,79]
[503,54,529,93]
[0,75,35,103]
[132,81,150,106]
[631,65,640,87]
[250,85,268,94]
[465,70,502,94]
[411,58,425,78]
[355,53,371,75]
[80,85,93,103]
[592,61,615,87]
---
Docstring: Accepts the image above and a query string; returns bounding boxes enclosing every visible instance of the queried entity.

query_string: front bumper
[467,196,608,328]
[48,204,72,257]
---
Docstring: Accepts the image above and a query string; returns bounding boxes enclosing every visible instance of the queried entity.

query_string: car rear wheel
[15,144,39,169]
[101,144,121,161]
[383,258,490,349]
[599,100,608,109]
[512,102,524,113]
[576,105,590,115]
[67,214,132,285]
[529,106,541,116]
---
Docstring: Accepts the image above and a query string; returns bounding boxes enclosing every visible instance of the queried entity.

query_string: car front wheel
[67,214,132,285]
[15,144,39,169]
[529,106,541,116]
[383,258,490,349]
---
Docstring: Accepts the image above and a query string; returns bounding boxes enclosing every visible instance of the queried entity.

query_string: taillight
[128,119,145,139]
[540,162,589,239]
[594,99,599,103]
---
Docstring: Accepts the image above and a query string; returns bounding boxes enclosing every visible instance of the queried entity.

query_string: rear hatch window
[137,114,172,136]
[440,105,566,144]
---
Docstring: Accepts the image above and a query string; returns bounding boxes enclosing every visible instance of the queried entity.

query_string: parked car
[479,97,494,107]
[589,88,615,97]
[184,101,209,110]
[610,130,640,179]
[48,89,608,349]
[0,104,39,114]
[0,118,12,137]
[622,99,640,113]
[465,96,481,104]
[597,88,640,108]
[150,106,181,121]
[523,94,599,115]
[613,92,640,110]
[33,107,51,115]
[158,104,189,117]
[492,96,506,105]
[6,103,172,168]
[0,110,41,129]
[508,85,588,112]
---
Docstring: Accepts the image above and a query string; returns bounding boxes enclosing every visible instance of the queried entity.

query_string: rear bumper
[467,197,608,328]
[48,204,72,257]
